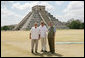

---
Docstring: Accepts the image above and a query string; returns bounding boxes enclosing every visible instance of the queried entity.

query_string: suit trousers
[31,39,38,52]
[41,38,47,51]
[48,37,55,53]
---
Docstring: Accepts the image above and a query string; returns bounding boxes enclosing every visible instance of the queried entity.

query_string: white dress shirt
[30,27,39,39]
[39,25,48,38]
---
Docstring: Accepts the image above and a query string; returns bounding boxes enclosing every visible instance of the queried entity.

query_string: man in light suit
[39,21,48,52]
[30,22,40,53]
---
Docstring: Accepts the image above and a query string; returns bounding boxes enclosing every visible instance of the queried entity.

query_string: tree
[1,26,10,30]
[67,20,83,29]
[80,23,84,29]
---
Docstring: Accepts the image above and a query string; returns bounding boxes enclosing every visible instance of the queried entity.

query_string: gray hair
[41,21,44,24]
[34,22,38,25]
[49,21,53,24]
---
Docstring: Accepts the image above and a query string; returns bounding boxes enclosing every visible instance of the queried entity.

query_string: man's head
[34,22,38,28]
[48,21,53,27]
[41,21,44,27]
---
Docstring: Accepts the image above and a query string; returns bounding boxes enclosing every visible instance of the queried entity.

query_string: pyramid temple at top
[13,5,68,30]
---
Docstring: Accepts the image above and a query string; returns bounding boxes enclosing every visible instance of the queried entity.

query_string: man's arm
[38,34,40,40]
[29,33,31,39]
[54,26,56,33]
[29,28,32,39]
[30,28,32,39]
[53,27,56,39]
[38,27,40,39]
[45,26,48,32]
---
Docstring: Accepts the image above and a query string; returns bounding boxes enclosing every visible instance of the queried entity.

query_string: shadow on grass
[32,52,63,57]
[3,42,62,57]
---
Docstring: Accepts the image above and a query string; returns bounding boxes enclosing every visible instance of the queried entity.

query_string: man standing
[30,22,40,53]
[39,21,48,52]
[48,22,56,54]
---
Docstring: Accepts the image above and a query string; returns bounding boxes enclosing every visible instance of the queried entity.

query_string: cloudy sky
[1,1,84,26]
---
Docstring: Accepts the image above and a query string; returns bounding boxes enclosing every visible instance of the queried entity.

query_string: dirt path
[1,30,84,57]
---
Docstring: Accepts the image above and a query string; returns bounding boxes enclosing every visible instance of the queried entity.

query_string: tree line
[1,25,15,31]
[1,19,84,30]
[67,19,84,29]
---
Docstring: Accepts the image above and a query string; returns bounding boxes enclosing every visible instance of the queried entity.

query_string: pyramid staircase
[13,5,68,30]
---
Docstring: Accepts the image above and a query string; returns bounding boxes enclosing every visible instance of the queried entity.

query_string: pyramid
[13,5,68,30]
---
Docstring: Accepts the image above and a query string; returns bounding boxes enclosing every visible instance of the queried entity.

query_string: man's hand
[29,33,31,39]
[53,33,55,39]
[38,34,40,40]
[29,36,31,39]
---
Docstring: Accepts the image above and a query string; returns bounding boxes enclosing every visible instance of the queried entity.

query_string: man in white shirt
[30,22,40,53]
[39,21,48,52]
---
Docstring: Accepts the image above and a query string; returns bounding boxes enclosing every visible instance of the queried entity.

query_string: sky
[1,1,84,26]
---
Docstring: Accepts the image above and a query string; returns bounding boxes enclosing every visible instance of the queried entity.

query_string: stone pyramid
[13,5,68,30]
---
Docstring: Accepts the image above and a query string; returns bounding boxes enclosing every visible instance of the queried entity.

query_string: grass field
[1,29,84,57]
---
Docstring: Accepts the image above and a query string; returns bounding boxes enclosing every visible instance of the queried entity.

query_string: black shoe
[31,51,34,54]
[50,52,55,54]
[44,50,47,52]
[41,50,43,52]
[35,51,38,53]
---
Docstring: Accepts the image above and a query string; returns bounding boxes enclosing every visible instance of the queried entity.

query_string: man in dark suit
[48,22,56,54]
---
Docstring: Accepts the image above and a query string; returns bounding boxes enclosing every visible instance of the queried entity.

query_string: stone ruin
[13,5,68,30]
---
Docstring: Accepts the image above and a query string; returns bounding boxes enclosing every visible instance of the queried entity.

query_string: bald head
[48,21,53,26]
[41,21,44,26]
[34,22,38,28]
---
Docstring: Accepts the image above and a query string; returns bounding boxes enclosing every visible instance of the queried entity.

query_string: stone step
[13,12,32,30]
[39,11,52,28]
